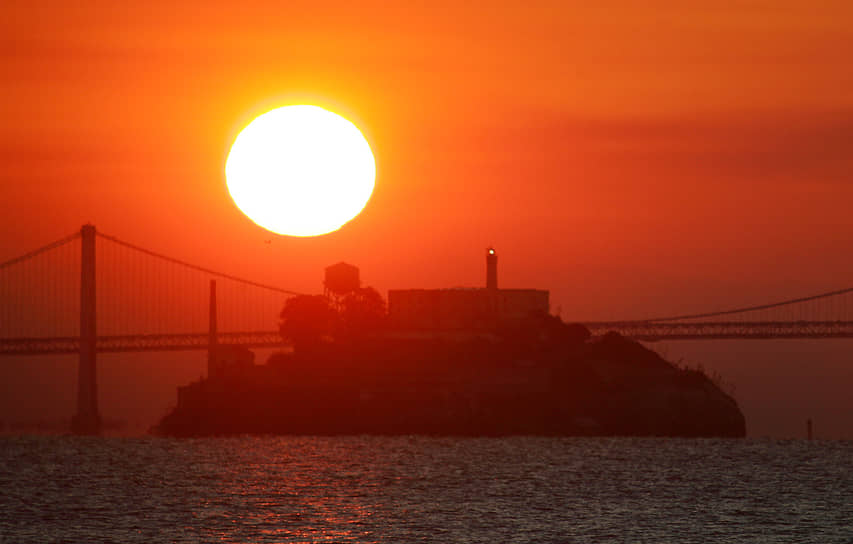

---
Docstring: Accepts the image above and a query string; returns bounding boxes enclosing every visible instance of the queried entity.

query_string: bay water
[1,436,850,543]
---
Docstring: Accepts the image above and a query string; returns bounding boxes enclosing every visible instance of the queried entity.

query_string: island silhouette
[155,251,745,437]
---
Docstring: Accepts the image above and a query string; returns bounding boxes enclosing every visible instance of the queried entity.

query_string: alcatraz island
[155,249,746,437]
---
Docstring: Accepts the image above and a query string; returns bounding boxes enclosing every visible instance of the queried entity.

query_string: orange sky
[2,0,853,320]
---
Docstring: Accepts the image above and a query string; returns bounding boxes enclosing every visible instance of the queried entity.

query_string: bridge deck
[3,321,853,355]
[585,321,853,341]
[0,332,284,355]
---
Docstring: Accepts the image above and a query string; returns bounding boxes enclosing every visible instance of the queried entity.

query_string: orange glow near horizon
[1,1,852,317]
[2,1,853,438]
[225,105,376,237]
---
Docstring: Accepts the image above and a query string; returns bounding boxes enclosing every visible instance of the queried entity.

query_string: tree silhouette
[279,295,338,352]
[340,286,386,337]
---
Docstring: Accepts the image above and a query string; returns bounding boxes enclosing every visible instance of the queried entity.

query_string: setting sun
[225,105,376,237]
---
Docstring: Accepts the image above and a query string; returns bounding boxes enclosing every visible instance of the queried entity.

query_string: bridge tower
[72,224,101,434]
[208,279,217,375]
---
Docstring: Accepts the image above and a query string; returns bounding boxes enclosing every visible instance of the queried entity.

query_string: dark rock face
[155,332,746,438]
[577,332,745,437]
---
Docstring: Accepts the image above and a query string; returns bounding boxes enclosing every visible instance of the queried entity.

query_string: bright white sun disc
[225,105,376,236]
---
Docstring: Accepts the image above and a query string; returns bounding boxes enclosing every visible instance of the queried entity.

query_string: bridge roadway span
[0,331,283,355]
[2,321,853,355]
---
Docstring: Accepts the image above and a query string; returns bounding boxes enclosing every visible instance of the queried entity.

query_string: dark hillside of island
[155,312,746,438]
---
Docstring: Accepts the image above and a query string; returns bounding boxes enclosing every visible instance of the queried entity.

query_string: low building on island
[388,248,549,332]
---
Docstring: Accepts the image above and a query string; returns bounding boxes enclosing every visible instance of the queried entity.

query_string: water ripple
[0,436,850,543]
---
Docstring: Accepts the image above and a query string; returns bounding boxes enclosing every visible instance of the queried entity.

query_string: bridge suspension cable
[0,231,81,338]
[643,285,853,322]
[95,231,303,296]
[0,232,80,271]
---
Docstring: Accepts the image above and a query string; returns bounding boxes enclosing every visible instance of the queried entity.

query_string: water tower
[324,262,360,309]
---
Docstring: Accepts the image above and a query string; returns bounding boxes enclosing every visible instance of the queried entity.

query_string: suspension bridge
[3,225,853,433]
